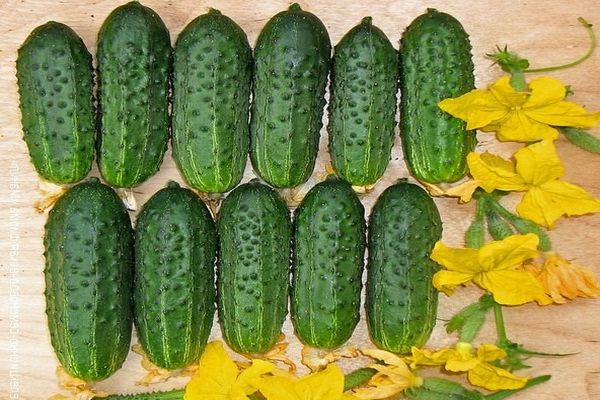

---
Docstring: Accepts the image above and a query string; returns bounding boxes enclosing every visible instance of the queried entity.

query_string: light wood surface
[1,1,600,399]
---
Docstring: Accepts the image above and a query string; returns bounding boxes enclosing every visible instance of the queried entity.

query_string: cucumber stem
[525,18,596,73]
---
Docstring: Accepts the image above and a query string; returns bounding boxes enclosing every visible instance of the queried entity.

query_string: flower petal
[478,234,539,271]
[489,76,529,108]
[467,363,528,390]
[517,181,600,228]
[496,110,559,142]
[432,270,475,295]
[420,179,480,203]
[235,359,278,396]
[527,101,600,129]
[477,344,507,362]
[473,269,551,305]
[430,241,481,273]
[184,342,239,400]
[525,76,567,108]
[467,152,527,192]
[256,376,301,400]
[406,347,452,369]
[296,364,345,400]
[514,140,564,185]
[438,89,508,130]
[530,252,600,303]
[361,349,406,368]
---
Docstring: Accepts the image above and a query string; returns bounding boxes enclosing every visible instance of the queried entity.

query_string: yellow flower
[184,341,277,400]
[256,364,358,400]
[406,343,529,391]
[468,140,600,228]
[525,252,600,304]
[431,233,551,305]
[352,349,422,399]
[438,76,600,142]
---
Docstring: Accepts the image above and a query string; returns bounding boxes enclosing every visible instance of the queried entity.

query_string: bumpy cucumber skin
[292,178,366,349]
[44,178,133,381]
[328,17,398,186]
[217,181,291,353]
[134,182,216,369]
[250,4,331,188]
[97,1,172,188]
[17,22,94,184]
[399,9,476,184]
[366,181,442,353]
[172,10,252,193]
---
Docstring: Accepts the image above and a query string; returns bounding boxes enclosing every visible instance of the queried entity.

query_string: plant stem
[493,301,508,344]
[525,17,596,73]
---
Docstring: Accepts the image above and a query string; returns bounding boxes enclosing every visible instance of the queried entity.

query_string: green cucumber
[328,17,398,186]
[366,181,442,353]
[134,182,216,369]
[291,177,366,349]
[44,178,133,381]
[97,1,172,188]
[217,181,291,353]
[172,9,252,193]
[399,9,476,183]
[17,22,94,184]
[250,3,331,188]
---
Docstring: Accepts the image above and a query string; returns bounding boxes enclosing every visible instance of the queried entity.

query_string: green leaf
[343,367,377,391]
[405,377,485,400]
[447,294,494,343]
[496,338,576,371]
[562,127,600,154]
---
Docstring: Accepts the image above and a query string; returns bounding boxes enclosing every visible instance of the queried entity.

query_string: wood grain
[1,1,600,399]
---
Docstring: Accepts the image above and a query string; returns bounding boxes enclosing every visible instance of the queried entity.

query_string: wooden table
[1,1,599,398]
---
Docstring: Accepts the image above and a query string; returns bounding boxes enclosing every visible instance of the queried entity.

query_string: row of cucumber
[45,177,441,381]
[19,2,475,192]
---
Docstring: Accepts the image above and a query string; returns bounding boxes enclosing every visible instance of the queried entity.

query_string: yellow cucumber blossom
[184,341,278,400]
[431,233,551,305]
[256,364,358,400]
[525,252,600,304]
[438,76,600,142]
[406,343,529,391]
[351,349,422,399]
[468,140,600,228]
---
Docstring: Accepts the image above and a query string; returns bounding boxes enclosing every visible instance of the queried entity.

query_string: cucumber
[366,181,442,353]
[399,9,476,184]
[17,22,94,184]
[217,181,290,353]
[291,177,366,348]
[328,17,398,186]
[97,1,172,188]
[134,182,216,369]
[250,3,331,188]
[44,178,133,381]
[172,9,252,193]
